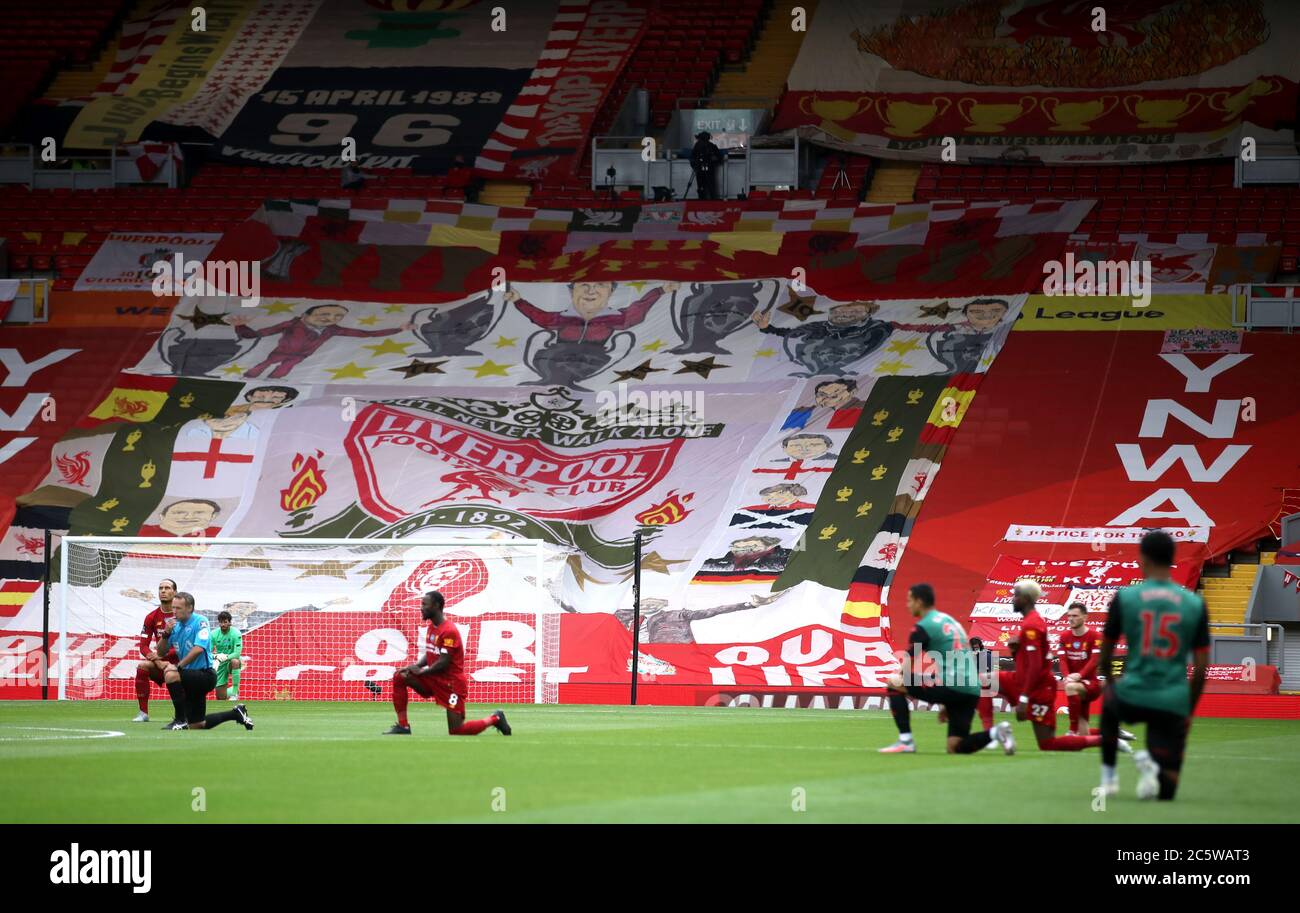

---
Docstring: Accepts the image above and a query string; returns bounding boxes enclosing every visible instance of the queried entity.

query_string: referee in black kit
[156,591,253,731]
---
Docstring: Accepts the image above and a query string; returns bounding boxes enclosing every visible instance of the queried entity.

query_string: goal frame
[57,535,552,703]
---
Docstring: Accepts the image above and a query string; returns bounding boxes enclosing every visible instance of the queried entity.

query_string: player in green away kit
[211,610,244,701]
[879,583,1015,755]
[1098,531,1210,801]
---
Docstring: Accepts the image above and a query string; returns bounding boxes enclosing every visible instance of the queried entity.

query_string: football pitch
[2,701,1298,824]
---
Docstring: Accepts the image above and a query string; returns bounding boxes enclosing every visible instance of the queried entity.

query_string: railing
[0,277,52,323]
[1209,622,1286,676]
[0,143,178,189]
[1230,284,1300,330]
[1235,143,1300,187]
[590,134,800,199]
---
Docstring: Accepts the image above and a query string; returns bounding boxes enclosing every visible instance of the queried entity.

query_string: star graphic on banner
[614,359,662,382]
[919,301,955,319]
[383,304,407,314]
[778,288,819,321]
[675,356,727,378]
[755,348,777,358]
[261,300,296,315]
[493,335,518,349]
[980,353,995,369]
[392,359,447,379]
[886,338,921,355]
[224,552,272,571]
[357,315,382,327]
[328,362,374,380]
[357,554,412,589]
[471,360,511,378]
[220,363,246,376]
[180,307,229,330]
[567,552,603,591]
[875,359,910,375]
[619,551,690,579]
[288,560,361,580]
[641,339,666,352]
[625,281,651,293]
[363,338,412,357]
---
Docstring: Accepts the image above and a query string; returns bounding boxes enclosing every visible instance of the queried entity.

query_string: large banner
[0,327,157,570]
[214,0,558,171]
[74,233,220,292]
[54,0,320,148]
[888,324,1300,640]
[475,0,651,181]
[969,555,1197,653]
[8,286,1027,695]
[772,0,1300,163]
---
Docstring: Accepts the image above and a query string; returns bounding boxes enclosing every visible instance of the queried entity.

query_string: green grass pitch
[2,701,1298,823]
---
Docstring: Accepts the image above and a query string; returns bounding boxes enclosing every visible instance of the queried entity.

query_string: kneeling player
[133,578,180,722]
[384,590,511,737]
[211,610,244,701]
[994,580,1131,753]
[1097,531,1209,800]
[879,583,1015,755]
[1058,601,1130,740]
[156,592,253,732]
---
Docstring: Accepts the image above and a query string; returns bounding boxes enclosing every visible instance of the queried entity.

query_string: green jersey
[911,608,980,696]
[1107,578,1209,716]
[210,626,242,662]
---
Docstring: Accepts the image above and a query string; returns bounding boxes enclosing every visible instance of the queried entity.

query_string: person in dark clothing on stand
[690,131,725,200]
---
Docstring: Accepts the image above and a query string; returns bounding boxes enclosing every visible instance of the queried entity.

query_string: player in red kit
[983,580,1129,753]
[132,578,180,723]
[383,590,512,737]
[1059,602,1135,740]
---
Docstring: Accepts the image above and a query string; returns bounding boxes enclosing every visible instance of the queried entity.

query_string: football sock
[1038,734,1101,751]
[165,680,186,721]
[449,717,494,736]
[888,691,911,735]
[135,668,150,712]
[954,731,993,754]
[1158,772,1178,801]
[392,674,409,727]
[1101,764,1117,784]
[231,667,242,693]
[1066,693,1081,733]
[204,710,239,729]
[977,695,994,730]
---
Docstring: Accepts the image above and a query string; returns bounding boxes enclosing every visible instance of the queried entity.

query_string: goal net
[57,537,573,705]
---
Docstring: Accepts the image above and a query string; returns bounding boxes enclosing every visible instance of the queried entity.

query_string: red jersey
[1013,609,1056,695]
[422,618,466,682]
[1056,627,1101,680]
[139,605,177,659]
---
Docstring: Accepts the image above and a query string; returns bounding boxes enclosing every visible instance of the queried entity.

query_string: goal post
[56,536,572,705]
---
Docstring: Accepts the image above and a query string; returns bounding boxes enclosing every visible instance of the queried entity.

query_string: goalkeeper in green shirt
[211,610,244,701]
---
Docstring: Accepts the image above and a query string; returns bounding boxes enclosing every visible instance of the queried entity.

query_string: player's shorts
[1103,687,1188,772]
[178,668,216,724]
[995,671,1055,726]
[410,671,468,715]
[906,685,979,739]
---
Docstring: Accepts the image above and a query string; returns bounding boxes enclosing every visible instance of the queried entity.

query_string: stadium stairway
[864,159,922,204]
[478,181,531,208]
[1200,545,1275,636]
[40,0,143,102]
[711,0,817,102]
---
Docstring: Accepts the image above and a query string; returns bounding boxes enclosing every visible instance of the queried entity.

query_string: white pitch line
[0,727,125,742]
